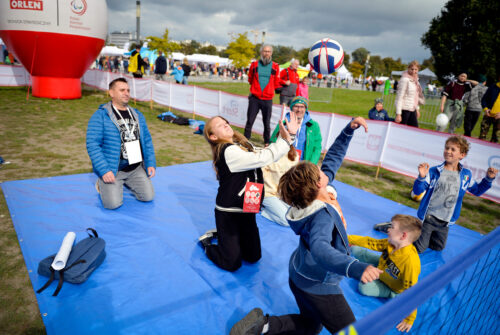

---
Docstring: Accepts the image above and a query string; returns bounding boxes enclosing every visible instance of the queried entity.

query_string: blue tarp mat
[1,161,485,334]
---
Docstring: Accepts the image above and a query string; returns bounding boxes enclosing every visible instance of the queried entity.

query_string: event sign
[0,0,107,98]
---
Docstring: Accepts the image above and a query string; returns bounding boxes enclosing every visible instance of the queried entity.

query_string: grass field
[0,84,498,334]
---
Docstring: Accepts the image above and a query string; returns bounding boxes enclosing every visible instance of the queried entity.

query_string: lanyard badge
[243,182,264,213]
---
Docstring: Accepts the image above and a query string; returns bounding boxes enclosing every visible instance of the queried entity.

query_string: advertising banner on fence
[4,68,498,202]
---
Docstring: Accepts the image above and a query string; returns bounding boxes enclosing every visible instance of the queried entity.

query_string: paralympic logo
[71,0,87,15]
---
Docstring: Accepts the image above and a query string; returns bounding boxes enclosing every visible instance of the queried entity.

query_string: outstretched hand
[487,167,498,179]
[418,163,429,178]
[286,111,299,135]
[350,116,368,132]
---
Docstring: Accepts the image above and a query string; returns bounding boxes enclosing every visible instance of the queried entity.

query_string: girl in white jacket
[394,61,425,127]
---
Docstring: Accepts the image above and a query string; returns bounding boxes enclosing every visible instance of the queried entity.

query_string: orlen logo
[488,156,500,170]
[71,0,87,15]
[10,0,43,11]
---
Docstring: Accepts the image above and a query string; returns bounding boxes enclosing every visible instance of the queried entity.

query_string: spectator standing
[170,62,184,84]
[244,45,281,145]
[438,72,478,133]
[154,51,167,81]
[128,46,146,78]
[463,74,488,137]
[297,77,310,100]
[181,58,191,85]
[279,59,300,105]
[480,75,500,143]
[394,61,425,127]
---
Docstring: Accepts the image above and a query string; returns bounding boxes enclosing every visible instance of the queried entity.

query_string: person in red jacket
[244,45,281,145]
[279,59,300,105]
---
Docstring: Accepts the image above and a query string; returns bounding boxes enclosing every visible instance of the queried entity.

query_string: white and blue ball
[308,38,344,75]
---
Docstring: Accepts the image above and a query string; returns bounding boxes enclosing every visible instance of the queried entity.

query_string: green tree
[382,57,406,76]
[272,45,296,64]
[146,28,180,56]
[351,47,370,63]
[421,0,500,82]
[348,61,364,78]
[179,40,201,55]
[421,56,436,73]
[368,55,384,76]
[226,33,255,68]
[296,47,309,66]
[198,45,218,55]
[343,53,350,68]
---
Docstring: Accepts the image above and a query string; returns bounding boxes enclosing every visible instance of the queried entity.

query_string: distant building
[108,32,133,48]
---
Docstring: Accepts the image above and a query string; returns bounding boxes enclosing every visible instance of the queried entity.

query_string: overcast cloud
[106,0,448,62]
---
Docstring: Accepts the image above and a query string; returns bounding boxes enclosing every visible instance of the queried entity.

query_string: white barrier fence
[2,65,500,203]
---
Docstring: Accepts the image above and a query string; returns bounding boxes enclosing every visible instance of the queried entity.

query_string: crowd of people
[365,61,499,143]
[83,42,498,334]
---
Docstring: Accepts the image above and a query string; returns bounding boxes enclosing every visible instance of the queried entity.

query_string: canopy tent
[99,46,127,57]
[391,68,437,87]
[335,65,352,80]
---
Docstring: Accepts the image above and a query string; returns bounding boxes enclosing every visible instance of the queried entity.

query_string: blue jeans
[351,246,398,298]
[97,165,154,209]
[261,196,290,226]
[182,76,189,85]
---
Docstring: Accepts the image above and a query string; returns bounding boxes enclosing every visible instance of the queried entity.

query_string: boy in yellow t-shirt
[349,214,422,333]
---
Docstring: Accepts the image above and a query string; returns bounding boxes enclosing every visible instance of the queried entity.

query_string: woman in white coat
[394,61,425,127]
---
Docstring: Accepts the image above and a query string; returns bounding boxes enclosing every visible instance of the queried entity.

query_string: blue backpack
[37,228,106,296]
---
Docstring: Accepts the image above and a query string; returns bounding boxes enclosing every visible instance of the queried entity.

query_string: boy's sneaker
[198,229,218,248]
[230,308,266,335]
[373,222,392,233]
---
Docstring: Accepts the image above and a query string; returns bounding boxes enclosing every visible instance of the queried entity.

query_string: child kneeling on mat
[199,115,298,272]
[349,214,422,333]
[230,162,382,335]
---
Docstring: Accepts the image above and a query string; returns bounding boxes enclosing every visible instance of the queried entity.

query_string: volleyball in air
[436,113,449,128]
[308,38,344,75]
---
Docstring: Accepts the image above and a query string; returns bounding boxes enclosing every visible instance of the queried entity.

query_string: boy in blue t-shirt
[376,135,497,253]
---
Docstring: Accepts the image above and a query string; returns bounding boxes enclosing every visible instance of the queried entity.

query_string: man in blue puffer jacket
[86,77,156,209]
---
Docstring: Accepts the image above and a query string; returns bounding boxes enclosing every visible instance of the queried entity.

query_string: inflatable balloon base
[32,76,82,99]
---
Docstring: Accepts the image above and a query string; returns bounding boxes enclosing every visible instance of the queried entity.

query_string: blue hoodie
[287,200,368,295]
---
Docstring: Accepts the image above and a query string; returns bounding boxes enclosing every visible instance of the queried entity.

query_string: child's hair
[203,116,253,179]
[391,214,422,242]
[445,135,470,155]
[278,161,319,209]
[301,76,309,83]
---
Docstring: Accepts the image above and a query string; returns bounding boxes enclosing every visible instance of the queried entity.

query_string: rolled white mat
[51,232,76,271]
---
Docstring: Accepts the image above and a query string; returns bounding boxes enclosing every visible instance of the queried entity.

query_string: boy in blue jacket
[377,135,497,253]
[230,161,382,335]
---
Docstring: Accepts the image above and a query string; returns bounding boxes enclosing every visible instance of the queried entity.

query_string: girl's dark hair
[203,116,253,179]
[278,161,320,209]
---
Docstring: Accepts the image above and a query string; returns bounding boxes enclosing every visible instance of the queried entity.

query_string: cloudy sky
[106,0,448,62]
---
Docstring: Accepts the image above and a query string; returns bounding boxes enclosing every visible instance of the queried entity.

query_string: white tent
[335,65,352,80]
[391,68,437,87]
[99,46,127,56]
